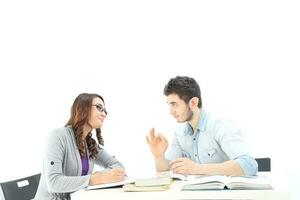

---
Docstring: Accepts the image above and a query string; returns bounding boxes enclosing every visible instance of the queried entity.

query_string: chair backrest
[255,157,271,172]
[0,173,41,200]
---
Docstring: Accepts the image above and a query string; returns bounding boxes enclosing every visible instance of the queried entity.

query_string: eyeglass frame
[92,104,108,115]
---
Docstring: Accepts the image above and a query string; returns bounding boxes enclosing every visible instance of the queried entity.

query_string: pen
[108,165,113,169]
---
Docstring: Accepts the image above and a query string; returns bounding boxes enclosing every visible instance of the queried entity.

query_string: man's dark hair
[164,76,202,108]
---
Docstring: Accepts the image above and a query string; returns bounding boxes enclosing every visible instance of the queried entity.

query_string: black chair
[255,158,271,172]
[0,173,41,200]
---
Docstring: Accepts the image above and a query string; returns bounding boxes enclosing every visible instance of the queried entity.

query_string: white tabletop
[71,181,291,200]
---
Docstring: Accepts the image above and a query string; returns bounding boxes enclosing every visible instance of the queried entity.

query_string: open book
[85,178,135,190]
[157,171,200,181]
[182,175,272,190]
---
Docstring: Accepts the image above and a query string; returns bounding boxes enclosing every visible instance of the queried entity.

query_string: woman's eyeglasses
[92,104,108,115]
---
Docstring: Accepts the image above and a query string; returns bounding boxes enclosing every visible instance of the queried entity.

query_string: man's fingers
[173,166,186,174]
[170,157,186,166]
[170,161,184,171]
[150,127,155,133]
[160,134,168,145]
[158,133,168,143]
[157,133,164,140]
[148,129,167,145]
[147,134,158,144]
[146,136,150,144]
[149,128,156,140]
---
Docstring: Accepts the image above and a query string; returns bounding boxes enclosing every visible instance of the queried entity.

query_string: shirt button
[193,138,196,141]
[195,154,198,157]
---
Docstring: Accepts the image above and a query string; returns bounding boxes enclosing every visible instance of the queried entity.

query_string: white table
[71,181,291,200]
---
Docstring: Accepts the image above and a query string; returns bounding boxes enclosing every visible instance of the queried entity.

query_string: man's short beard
[184,106,193,122]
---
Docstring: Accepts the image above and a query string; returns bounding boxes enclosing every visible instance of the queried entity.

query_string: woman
[35,93,125,200]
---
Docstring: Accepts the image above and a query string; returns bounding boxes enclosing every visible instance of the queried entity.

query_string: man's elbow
[235,157,258,176]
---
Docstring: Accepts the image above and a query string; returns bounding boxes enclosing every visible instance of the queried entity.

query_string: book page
[165,171,202,181]
[184,175,228,185]
[182,175,228,190]
[227,175,272,190]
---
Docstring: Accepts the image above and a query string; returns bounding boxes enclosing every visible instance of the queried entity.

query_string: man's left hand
[170,158,200,174]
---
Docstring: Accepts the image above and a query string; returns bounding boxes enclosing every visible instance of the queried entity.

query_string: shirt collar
[197,109,207,132]
[184,109,207,135]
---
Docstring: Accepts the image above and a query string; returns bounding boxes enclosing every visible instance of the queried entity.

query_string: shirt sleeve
[44,129,91,193]
[214,120,258,176]
[165,133,184,161]
[94,147,125,170]
[235,155,258,176]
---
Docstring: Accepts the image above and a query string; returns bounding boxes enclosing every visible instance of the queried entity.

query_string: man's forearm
[195,160,245,176]
[154,157,170,172]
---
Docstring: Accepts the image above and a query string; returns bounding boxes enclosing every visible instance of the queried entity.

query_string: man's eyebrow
[168,101,176,105]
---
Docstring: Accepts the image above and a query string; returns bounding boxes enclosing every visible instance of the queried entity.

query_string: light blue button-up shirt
[165,109,258,176]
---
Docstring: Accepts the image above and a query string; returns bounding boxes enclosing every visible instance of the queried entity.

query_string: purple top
[81,151,89,176]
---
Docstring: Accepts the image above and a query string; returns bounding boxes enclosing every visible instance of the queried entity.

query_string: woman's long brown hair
[65,93,104,159]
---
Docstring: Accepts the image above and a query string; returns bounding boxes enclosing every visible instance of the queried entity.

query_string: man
[147,76,257,176]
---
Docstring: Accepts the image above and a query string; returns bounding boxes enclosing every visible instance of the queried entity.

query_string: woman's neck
[83,124,92,139]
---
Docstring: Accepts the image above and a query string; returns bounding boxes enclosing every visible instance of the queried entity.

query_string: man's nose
[169,108,176,115]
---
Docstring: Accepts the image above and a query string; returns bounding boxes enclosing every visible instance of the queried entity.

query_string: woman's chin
[94,123,103,129]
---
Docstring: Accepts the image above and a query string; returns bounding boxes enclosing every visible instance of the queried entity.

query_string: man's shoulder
[205,112,239,132]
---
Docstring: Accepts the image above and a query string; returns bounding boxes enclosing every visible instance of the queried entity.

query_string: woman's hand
[89,168,125,185]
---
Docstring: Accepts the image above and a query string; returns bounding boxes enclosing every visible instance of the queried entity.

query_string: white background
[0,0,299,198]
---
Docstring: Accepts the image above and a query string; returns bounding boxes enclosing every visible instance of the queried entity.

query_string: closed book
[135,177,172,187]
[123,183,169,192]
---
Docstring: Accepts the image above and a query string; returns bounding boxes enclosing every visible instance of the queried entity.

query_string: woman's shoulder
[47,127,74,141]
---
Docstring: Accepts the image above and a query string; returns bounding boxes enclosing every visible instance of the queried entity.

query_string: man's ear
[189,97,199,108]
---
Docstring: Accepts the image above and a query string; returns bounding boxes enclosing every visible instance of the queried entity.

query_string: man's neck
[188,108,201,133]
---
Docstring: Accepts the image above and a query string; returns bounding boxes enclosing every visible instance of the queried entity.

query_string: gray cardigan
[34,127,124,200]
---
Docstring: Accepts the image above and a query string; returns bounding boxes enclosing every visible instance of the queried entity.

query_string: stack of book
[123,176,172,192]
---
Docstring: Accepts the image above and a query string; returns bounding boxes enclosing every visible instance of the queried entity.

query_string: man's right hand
[146,128,168,159]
